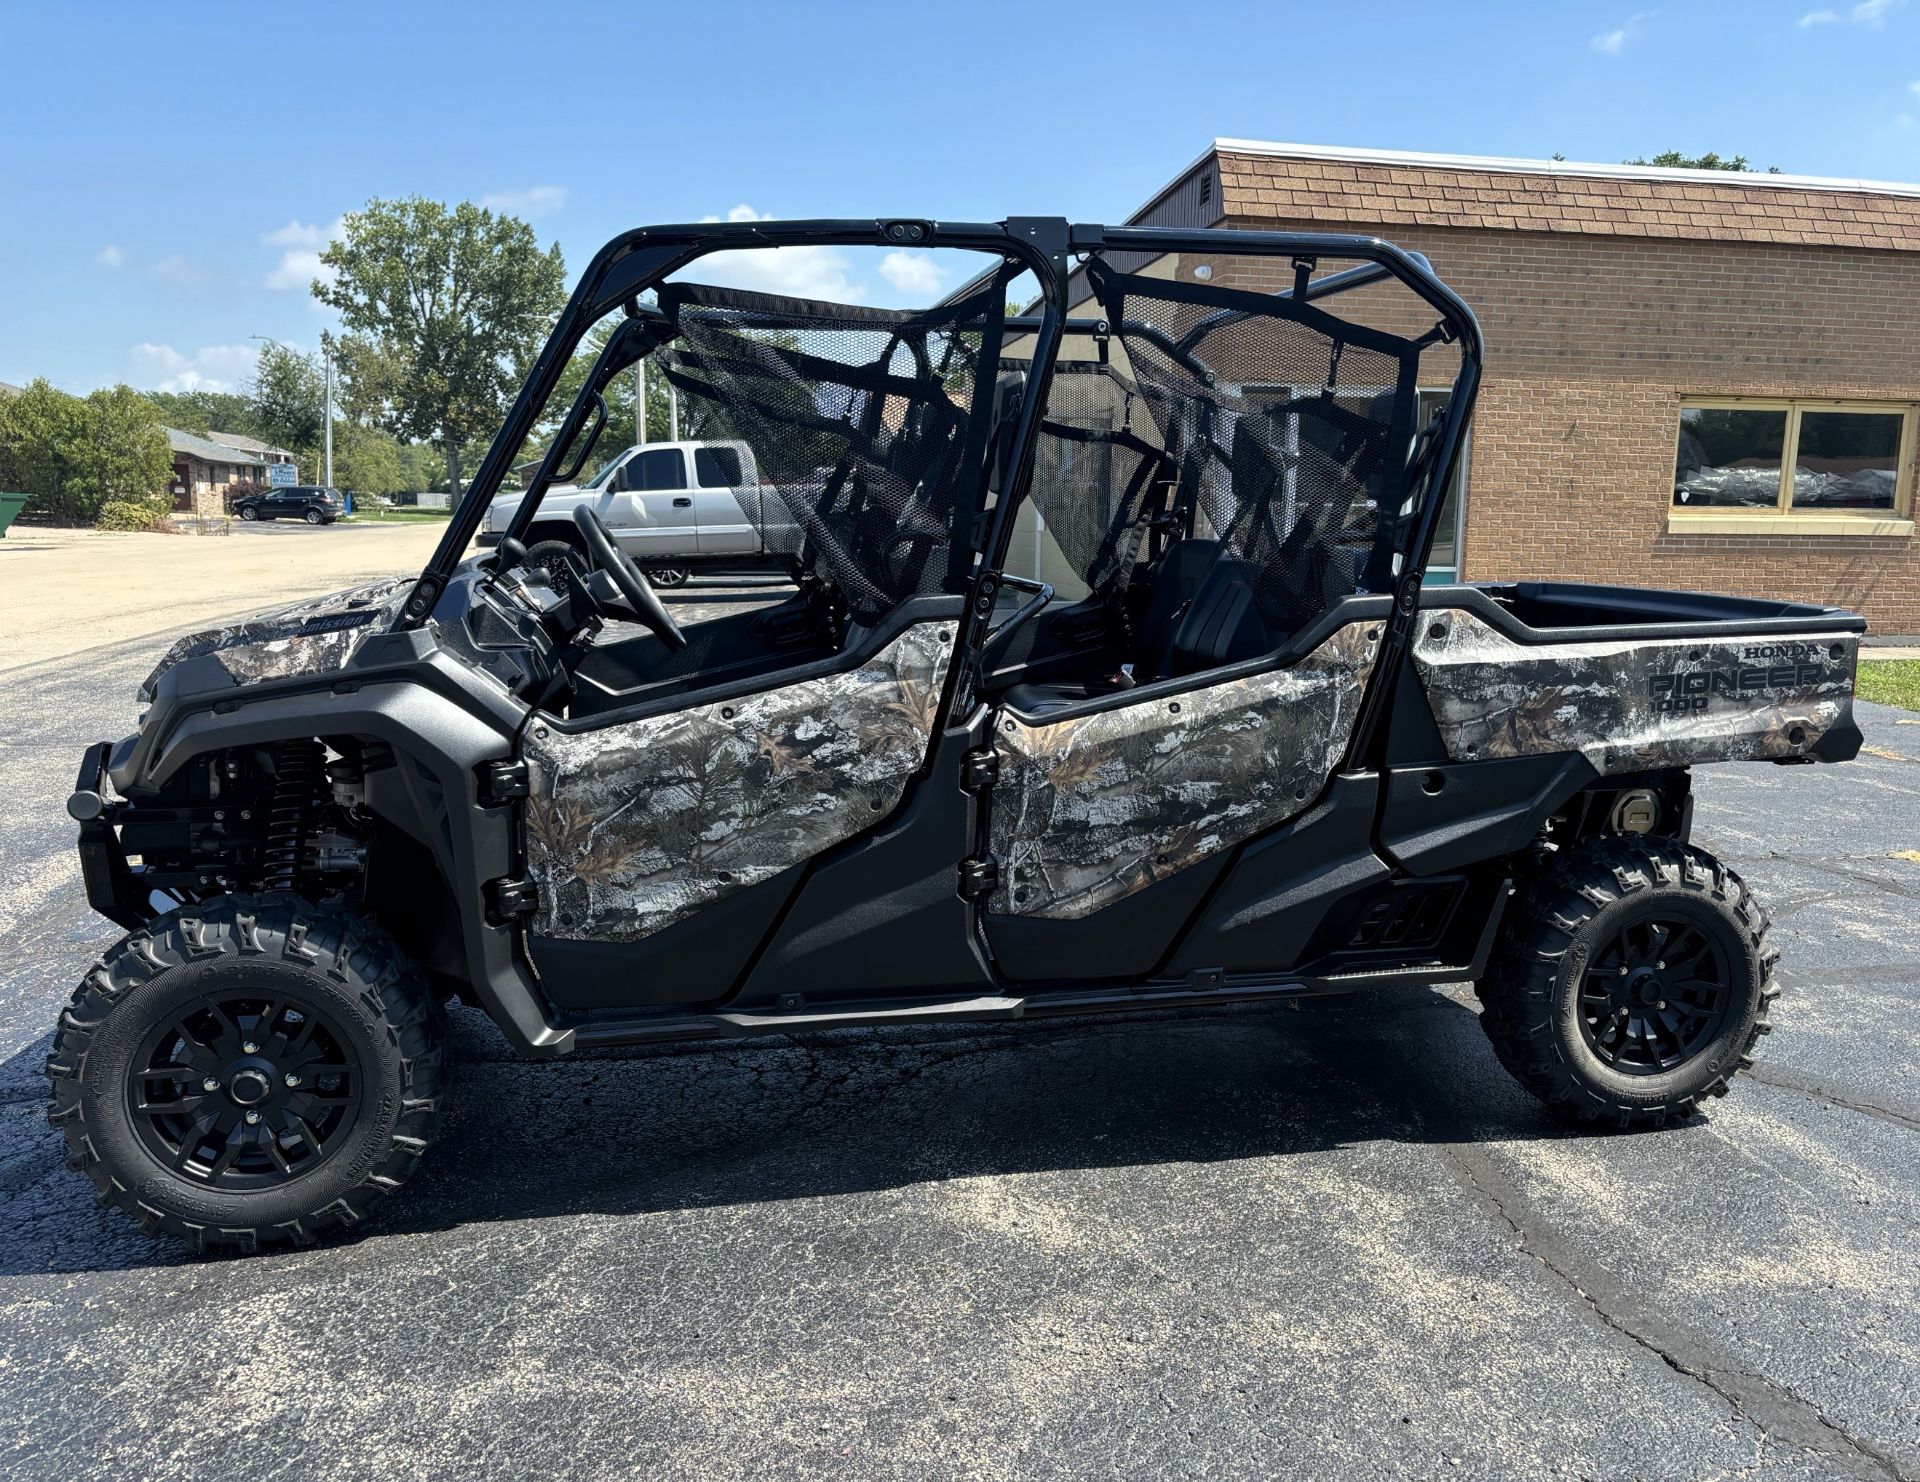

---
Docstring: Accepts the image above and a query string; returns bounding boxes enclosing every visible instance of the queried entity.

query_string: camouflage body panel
[987,623,1381,921]
[137,576,413,703]
[524,622,954,943]
[1412,608,1858,772]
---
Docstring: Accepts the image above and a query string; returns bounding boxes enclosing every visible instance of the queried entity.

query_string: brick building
[1036,140,1920,632]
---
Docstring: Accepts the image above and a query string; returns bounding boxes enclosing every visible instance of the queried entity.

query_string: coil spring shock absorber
[261,739,325,893]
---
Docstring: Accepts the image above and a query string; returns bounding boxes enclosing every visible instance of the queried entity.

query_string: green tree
[331,423,408,494]
[0,379,172,523]
[1624,150,1784,174]
[246,342,326,468]
[142,388,257,438]
[315,197,567,496]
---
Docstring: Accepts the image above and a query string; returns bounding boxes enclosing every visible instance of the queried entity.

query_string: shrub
[0,380,174,524]
[95,497,175,532]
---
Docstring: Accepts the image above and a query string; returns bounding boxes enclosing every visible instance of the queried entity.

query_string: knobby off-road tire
[525,537,585,599]
[1475,834,1777,1128]
[46,894,446,1252]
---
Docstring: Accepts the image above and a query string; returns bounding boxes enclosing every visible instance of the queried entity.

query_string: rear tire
[1475,835,1776,1128]
[45,894,446,1252]
[646,565,691,588]
[305,509,324,525]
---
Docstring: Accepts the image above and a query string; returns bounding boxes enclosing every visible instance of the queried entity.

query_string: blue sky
[3,0,1918,396]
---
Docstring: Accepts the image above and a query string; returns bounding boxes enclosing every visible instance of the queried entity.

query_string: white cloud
[1908,78,1920,94]
[152,255,202,286]
[262,217,344,292]
[878,250,946,297]
[1591,11,1652,53]
[479,185,568,216]
[129,342,258,394]
[263,219,329,248]
[1801,0,1902,22]
[692,205,865,302]
[95,244,125,269]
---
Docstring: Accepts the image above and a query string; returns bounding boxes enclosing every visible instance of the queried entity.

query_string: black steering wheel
[571,503,687,652]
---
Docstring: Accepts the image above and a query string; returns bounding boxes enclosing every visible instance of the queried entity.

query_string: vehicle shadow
[0,987,1605,1276]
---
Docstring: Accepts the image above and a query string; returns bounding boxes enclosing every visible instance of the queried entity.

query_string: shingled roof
[1182,141,1920,253]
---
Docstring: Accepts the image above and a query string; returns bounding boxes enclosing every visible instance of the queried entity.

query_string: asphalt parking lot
[1,569,1916,1480]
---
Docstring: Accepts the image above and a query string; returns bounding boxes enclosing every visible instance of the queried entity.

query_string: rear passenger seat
[1001,538,1273,716]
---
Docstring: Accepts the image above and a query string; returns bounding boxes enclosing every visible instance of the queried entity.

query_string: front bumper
[71,740,146,930]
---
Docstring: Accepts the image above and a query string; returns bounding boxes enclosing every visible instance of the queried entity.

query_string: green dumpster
[0,493,27,538]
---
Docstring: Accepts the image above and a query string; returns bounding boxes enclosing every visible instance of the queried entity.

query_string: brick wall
[1200,204,1920,631]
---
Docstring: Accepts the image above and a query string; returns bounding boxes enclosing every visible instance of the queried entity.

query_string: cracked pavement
[1,583,1917,1479]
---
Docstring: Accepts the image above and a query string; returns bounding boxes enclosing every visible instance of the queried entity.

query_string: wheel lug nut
[244,1110,261,1125]
[202,1076,220,1092]
[1656,1000,1667,1010]
[284,1073,300,1088]
[242,1041,259,1054]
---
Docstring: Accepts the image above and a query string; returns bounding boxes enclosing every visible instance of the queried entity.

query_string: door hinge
[478,758,530,804]
[485,874,540,925]
[960,748,1000,792]
[958,855,1000,899]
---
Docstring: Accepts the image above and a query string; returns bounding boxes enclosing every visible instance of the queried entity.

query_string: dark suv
[233,486,341,525]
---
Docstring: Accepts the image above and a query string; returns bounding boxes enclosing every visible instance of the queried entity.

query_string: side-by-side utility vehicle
[51,217,1862,1250]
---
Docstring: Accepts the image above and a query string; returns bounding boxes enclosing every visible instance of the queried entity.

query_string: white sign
[266,463,297,487]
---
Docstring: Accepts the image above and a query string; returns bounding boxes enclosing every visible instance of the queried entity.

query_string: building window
[1673,399,1913,520]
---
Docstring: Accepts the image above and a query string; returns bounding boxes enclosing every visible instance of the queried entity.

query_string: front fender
[111,654,570,1058]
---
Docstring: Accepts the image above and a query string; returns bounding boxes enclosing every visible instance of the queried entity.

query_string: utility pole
[323,348,334,489]
[635,360,647,444]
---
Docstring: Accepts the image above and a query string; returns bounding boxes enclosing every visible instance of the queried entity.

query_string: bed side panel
[1411,608,1858,773]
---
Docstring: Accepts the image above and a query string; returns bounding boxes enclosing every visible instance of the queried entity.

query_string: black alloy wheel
[1576,914,1733,1074]
[128,991,363,1188]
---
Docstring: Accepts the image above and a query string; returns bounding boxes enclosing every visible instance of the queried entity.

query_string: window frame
[1671,395,1916,536]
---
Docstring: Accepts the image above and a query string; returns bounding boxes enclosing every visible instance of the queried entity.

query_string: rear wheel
[1475,835,1775,1128]
[305,509,324,525]
[646,565,691,588]
[45,894,446,1252]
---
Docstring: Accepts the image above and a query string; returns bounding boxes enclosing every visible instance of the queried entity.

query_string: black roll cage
[394,219,1483,756]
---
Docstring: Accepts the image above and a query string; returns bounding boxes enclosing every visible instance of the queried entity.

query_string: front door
[512,238,1029,1014]
[602,446,694,561]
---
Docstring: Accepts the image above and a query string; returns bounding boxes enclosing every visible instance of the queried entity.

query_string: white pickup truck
[477,439,798,587]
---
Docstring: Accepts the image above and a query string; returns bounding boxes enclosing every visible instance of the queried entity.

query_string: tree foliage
[0,379,174,523]
[141,388,256,439]
[246,342,326,467]
[315,197,567,495]
[1624,150,1784,174]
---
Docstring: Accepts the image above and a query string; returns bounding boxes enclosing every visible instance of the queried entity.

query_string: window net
[1022,257,1424,635]
[653,275,1009,625]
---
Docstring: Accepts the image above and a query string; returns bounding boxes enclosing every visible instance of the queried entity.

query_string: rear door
[691,443,757,554]
[979,249,1428,983]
